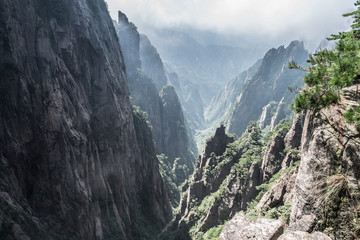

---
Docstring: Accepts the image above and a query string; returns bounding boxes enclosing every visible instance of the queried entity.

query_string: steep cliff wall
[165,82,360,239]
[227,41,308,136]
[114,13,196,207]
[220,86,360,239]
[0,0,171,239]
[289,85,360,239]
[140,35,168,92]
[205,59,262,126]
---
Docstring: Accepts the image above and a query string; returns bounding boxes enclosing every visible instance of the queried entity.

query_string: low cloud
[106,0,355,47]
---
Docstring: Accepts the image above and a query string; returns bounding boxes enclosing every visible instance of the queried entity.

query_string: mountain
[114,12,196,206]
[195,41,307,151]
[0,0,171,239]
[143,28,266,147]
[204,59,263,131]
[227,40,309,136]
[162,85,360,239]
[139,34,168,91]
[145,28,263,92]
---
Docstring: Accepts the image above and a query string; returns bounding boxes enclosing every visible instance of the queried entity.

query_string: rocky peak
[203,125,234,159]
[140,34,168,91]
[115,11,141,73]
[114,14,195,197]
[227,41,308,136]
[118,10,129,24]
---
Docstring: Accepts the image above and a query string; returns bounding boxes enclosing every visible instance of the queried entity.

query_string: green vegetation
[289,1,360,112]
[246,161,299,222]
[132,105,151,128]
[157,154,181,208]
[343,106,360,129]
[263,121,292,146]
[203,224,225,240]
[178,122,266,239]
[265,203,292,223]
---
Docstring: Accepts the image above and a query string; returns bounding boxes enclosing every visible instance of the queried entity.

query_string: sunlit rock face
[227,41,308,136]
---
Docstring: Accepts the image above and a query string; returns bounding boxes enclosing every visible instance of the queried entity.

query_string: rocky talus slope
[164,85,360,239]
[0,0,171,239]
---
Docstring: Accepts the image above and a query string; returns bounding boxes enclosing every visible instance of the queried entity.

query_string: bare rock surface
[289,85,360,238]
[0,0,171,239]
[278,230,332,240]
[219,213,284,240]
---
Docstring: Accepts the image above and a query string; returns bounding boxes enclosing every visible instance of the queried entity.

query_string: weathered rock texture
[289,85,360,239]
[0,0,171,239]
[227,41,308,136]
[168,87,360,239]
[219,86,360,239]
[140,34,168,92]
[219,213,284,240]
[278,231,332,240]
[161,124,266,239]
[114,13,196,191]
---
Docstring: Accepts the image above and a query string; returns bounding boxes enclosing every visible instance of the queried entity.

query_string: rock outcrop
[227,41,308,136]
[0,0,171,239]
[140,34,168,91]
[289,85,360,239]
[166,85,360,239]
[161,123,266,239]
[219,213,285,240]
[114,12,196,192]
[217,86,360,239]
[278,231,332,240]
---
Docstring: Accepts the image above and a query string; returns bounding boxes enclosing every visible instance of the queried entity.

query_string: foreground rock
[289,85,360,239]
[278,231,332,240]
[219,213,284,240]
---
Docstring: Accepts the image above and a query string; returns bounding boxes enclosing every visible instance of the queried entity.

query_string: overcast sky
[106,0,355,49]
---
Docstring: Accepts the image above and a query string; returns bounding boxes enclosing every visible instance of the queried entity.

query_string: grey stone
[220,213,284,240]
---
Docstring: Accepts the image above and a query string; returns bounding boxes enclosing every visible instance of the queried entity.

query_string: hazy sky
[106,0,355,49]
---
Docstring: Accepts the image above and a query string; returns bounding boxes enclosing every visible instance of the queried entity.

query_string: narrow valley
[0,0,359,240]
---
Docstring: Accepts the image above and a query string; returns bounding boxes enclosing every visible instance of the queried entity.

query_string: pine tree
[289,0,360,112]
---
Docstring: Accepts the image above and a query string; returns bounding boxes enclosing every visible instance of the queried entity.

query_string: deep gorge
[1,0,360,239]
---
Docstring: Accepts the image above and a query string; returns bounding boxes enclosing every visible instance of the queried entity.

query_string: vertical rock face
[227,41,308,136]
[289,85,360,239]
[114,13,195,204]
[159,86,195,182]
[116,11,141,74]
[162,124,265,239]
[140,35,168,91]
[219,87,360,239]
[206,59,262,127]
[0,0,171,239]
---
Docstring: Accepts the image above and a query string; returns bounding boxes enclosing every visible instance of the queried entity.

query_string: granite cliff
[0,0,171,239]
[162,85,360,239]
[226,41,308,136]
[114,12,196,206]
